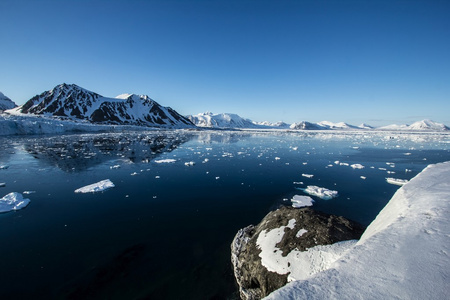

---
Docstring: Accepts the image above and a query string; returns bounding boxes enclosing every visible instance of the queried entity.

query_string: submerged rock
[231,206,365,300]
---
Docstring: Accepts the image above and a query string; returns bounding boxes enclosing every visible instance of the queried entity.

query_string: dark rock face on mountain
[0,92,17,111]
[231,206,365,300]
[16,83,194,128]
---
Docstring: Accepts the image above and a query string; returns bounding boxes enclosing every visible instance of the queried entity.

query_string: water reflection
[21,132,194,172]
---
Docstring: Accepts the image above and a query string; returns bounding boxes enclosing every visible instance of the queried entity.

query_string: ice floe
[386,177,409,186]
[184,161,195,166]
[291,195,314,208]
[0,165,9,170]
[74,179,115,193]
[299,185,339,200]
[301,174,314,178]
[0,192,30,213]
[154,159,177,163]
[350,164,365,169]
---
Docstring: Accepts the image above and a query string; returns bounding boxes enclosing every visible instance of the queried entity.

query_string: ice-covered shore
[265,161,450,299]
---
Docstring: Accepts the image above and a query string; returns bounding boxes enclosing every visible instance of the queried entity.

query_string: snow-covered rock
[187,112,257,128]
[6,83,193,128]
[0,92,17,111]
[74,179,115,193]
[0,192,30,213]
[231,206,365,300]
[265,161,450,299]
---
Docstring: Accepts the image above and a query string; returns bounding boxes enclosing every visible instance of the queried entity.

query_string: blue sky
[1,0,449,126]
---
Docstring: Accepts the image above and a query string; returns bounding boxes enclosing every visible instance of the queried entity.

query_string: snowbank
[265,161,450,299]
[74,179,115,193]
[0,192,30,213]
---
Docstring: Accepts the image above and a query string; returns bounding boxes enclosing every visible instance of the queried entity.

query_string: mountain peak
[0,91,17,111]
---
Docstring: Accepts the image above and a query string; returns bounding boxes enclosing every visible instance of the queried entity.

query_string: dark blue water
[0,131,449,299]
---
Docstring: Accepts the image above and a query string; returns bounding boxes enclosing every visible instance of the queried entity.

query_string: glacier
[265,161,450,300]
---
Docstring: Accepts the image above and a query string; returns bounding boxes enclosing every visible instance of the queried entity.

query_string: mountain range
[6,83,193,128]
[2,84,449,132]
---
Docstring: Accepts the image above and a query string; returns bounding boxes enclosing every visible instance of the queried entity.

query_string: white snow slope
[265,161,450,300]
[0,92,17,111]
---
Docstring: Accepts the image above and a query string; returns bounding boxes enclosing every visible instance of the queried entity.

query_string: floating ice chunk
[386,178,409,186]
[405,169,412,172]
[293,181,304,185]
[275,157,281,160]
[334,161,340,164]
[23,191,36,194]
[0,165,9,170]
[74,179,115,193]
[154,159,176,163]
[379,167,387,171]
[110,165,120,169]
[215,176,220,180]
[0,192,30,213]
[360,176,367,180]
[202,158,209,163]
[291,195,314,208]
[130,172,138,176]
[291,147,298,151]
[387,171,396,174]
[155,176,160,179]
[300,185,339,200]
[296,229,308,238]
[0,183,5,187]
[340,162,349,166]
[302,174,314,178]
[350,164,365,169]
[184,161,195,166]
[404,153,412,156]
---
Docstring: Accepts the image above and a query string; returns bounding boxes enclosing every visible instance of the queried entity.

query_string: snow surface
[300,185,339,200]
[0,192,30,213]
[291,195,315,208]
[74,179,115,193]
[265,161,450,300]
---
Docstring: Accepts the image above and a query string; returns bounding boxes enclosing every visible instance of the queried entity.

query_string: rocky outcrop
[231,206,365,300]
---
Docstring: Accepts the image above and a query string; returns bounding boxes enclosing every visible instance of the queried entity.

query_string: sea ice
[184,161,195,166]
[291,195,314,208]
[350,164,365,169]
[0,165,9,170]
[0,192,30,213]
[300,185,339,200]
[154,159,176,163]
[386,177,409,186]
[302,174,314,178]
[74,179,115,193]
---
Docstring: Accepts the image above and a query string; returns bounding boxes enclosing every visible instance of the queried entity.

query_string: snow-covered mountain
[254,120,290,129]
[7,83,193,128]
[358,123,374,130]
[378,119,449,131]
[187,112,258,128]
[317,121,360,130]
[289,121,327,130]
[0,92,17,111]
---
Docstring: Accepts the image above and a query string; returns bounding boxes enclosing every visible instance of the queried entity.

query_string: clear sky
[1,0,449,126]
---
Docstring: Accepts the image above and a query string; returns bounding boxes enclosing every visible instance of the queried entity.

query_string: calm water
[0,130,449,299]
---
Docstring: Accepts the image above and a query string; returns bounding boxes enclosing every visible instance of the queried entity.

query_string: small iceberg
[302,174,314,178]
[185,161,195,166]
[0,165,9,170]
[0,192,30,213]
[386,177,409,186]
[291,195,314,208]
[74,179,115,193]
[299,185,339,200]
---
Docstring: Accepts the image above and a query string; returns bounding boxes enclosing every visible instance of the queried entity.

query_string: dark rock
[231,206,365,300]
